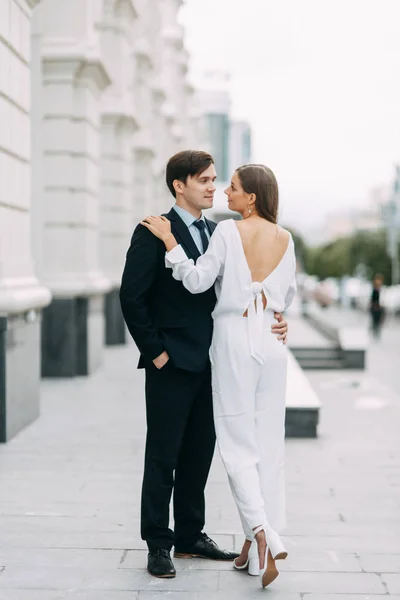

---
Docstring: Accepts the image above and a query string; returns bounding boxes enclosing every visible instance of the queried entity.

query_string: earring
[248,207,252,215]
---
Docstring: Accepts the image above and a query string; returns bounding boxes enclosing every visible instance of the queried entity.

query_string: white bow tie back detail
[247,281,270,365]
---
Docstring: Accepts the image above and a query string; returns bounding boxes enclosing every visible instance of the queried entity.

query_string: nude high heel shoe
[253,525,288,588]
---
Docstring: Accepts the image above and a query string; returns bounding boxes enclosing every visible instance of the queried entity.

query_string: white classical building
[0,0,204,441]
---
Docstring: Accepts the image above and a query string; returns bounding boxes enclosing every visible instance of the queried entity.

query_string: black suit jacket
[120,208,217,372]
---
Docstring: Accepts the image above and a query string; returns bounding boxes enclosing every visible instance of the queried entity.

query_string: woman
[141,164,296,588]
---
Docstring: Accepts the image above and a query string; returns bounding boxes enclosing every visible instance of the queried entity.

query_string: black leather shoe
[147,549,176,578]
[174,532,239,561]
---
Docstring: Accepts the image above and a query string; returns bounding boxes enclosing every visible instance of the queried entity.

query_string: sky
[179,0,400,231]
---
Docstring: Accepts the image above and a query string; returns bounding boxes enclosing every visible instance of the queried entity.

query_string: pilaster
[38,0,112,376]
[0,0,49,442]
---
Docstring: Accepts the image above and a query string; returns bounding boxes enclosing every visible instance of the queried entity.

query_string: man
[120,150,288,578]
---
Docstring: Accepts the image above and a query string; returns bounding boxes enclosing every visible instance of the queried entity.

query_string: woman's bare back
[235,219,291,283]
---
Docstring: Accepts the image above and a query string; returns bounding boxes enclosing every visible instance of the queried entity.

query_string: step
[298,358,346,370]
[292,348,342,360]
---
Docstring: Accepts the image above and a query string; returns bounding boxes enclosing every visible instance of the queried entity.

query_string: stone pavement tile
[0,501,139,521]
[0,567,219,593]
[0,593,137,600]
[218,570,385,594]
[121,550,233,571]
[0,548,123,569]
[140,593,301,600]
[382,573,400,594]
[0,515,138,534]
[358,553,400,573]
[303,596,400,600]
[277,535,400,554]
[138,593,198,600]
[0,531,144,550]
[201,594,301,600]
[278,551,361,572]
[337,509,400,521]
[0,502,98,518]
[120,550,147,569]
[287,514,341,524]
[284,520,400,537]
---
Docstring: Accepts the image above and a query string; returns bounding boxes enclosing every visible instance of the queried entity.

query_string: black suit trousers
[141,359,216,551]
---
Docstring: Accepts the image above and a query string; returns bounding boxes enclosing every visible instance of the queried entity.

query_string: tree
[285,228,308,271]
[348,230,392,283]
[307,237,352,279]
[305,229,395,284]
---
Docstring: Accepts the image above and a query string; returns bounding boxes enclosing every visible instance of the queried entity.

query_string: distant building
[229,120,252,174]
[197,73,252,221]
[198,85,231,181]
[305,185,390,245]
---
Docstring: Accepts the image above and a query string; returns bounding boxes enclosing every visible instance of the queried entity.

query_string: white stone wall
[0,0,50,314]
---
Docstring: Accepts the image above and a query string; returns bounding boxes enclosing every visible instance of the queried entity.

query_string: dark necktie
[193,219,209,253]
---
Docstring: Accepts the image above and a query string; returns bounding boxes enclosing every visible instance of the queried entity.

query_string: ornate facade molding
[41,44,111,92]
[26,0,42,8]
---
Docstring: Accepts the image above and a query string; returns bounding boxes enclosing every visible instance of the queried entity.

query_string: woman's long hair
[236,164,279,223]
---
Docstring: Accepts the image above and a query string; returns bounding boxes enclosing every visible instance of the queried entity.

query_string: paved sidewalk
[0,335,400,598]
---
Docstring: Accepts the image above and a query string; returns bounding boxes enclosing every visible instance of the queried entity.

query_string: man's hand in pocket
[153,351,170,370]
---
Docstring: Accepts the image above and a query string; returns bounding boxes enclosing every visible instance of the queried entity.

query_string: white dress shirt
[173,205,210,254]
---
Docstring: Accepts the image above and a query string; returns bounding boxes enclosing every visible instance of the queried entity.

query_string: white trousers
[210,310,288,538]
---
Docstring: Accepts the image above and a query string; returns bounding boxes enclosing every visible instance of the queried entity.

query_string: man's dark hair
[166,150,214,197]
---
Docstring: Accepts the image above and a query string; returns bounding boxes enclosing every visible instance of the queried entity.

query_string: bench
[285,351,321,438]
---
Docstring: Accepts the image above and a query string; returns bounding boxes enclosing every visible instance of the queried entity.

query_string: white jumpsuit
[165,219,297,539]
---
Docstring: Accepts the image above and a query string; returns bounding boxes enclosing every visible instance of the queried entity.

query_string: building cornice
[162,102,177,121]
[0,278,51,315]
[134,38,153,67]
[42,274,112,298]
[97,0,138,37]
[116,0,138,21]
[132,130,156,156]
[41,42,111,91]
[26,0,41,8]
[162,25,184,48]
[101,105,140,133]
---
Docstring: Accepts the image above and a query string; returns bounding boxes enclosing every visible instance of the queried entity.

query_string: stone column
[131,38,156,219]
[0,0,51,442]
[38,0,112,377]
[151,83,169,213]
[98,0,139,346]
[100,114,137,345]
